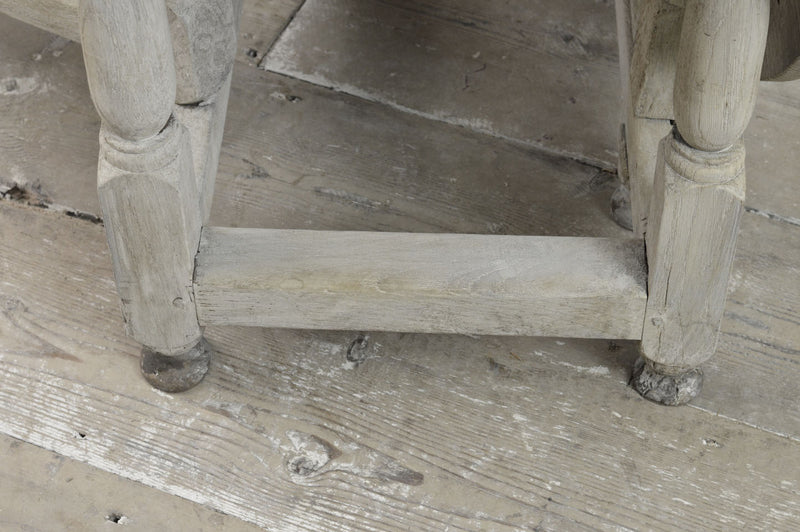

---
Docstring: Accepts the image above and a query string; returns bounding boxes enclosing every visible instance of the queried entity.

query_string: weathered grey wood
[761,0,800,81]
[616,0,676,236]
[629,0,683,120]
[194,228,647,339]
[2,203,800,531]
[175,75,232,223]
[79,0,175,140]
[173,0,240,222]
[169,0,237,104]
[0,0,238,101]
[264,0,622,170]
[673,0,770,152]
[0,433,263,531]
[0,0,79,41]
[5,4,800,224]
[614,0,633,116]
[3,6,800,528]
[214,70,628,238]
[639,135,747,382]
[638,0,770,403]
[80,0,204,367]
[621,116,672,236]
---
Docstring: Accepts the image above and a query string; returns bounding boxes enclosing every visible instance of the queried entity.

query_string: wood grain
[264,0,622,169]
[673,0,770,152]
[81,0,204,355]
[0,432,262,531]
[79,0,175,140]
[0,0,79,41]
[629,0,682,120]
[642,135,745,370]
[1,202,800,530]
[3,3,800,222]
[2,1,800,527]
[195,228,647,339]
[761,0,800,81]
[169,0,238,104]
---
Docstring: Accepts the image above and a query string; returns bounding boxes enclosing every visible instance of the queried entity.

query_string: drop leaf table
[0,0,793,405]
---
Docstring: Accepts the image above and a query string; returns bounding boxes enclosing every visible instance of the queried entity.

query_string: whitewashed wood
[175,73,233,223]
[79,0,175,140]
[621,116,672,236]
[674,0,770,152]
[0,0,79,41]
[5,3,800,223]
[616,0,675,236]
[0,433,262,531]
[213,70,628,238]
[264,0,622,170]
[642,1,770,373]
[3,10,800,529]
[194,228,647,339]
[0,0,238,103]
[629,0,682,120]
[2,203,800,531]
[81,0,203,355]
[173,0,240,222]
[642,135,746,371]
[761,0,800,81]
[614,0,633,119]
[169,0,237,104]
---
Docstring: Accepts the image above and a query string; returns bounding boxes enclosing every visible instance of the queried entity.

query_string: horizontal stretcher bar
[194,228,647,339]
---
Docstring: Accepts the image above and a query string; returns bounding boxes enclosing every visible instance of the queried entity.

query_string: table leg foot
[631,356,703,406]
[611,183,633,231]
[141,338,211,393]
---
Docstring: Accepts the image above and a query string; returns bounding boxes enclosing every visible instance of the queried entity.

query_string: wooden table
[0,0,788,405]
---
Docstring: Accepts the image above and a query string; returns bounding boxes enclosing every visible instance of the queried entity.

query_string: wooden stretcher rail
[194,228,648,339]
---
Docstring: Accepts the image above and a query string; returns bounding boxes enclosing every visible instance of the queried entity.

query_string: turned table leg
[80,0,210,392]
[168,0,240,222]
[633,0,770,405]
[613,0,675,235]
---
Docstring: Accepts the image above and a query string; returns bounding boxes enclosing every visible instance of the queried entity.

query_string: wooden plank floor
[1,0,800,530]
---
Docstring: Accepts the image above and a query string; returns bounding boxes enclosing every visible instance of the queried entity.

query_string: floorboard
[0,432,262,531]
[1,0,800,529]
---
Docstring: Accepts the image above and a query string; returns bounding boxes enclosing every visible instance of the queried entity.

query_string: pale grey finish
[75,0,238,361]
[673,0,770,152]
[79,0,175,141]
[169,0,237,104]
[0,0,79,41]
[642,135,746,371]
[2,202,800,531]
[616,0,677,236]
[629,0,683,120]
[0,0,239,103]
[0,0,782,393]
[620,116,671,236]
[641,0,770,375]
[5,6,800,221]
[174,74,232,222]
[81,0,204,356]
[265,0,622,170]
[0,433,262,531]
[3,0,800,526]
[195,228,648,339]
[762,0,800,81]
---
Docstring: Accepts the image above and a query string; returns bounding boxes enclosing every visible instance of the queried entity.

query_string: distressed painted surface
[1,0,800,529]
[0,432,261,531]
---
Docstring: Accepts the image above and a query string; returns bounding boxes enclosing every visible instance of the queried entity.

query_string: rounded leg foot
[611,184,633,231]
[631,357,703,406]
[141,338,211,393]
